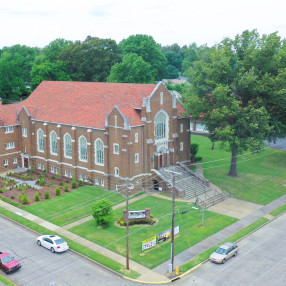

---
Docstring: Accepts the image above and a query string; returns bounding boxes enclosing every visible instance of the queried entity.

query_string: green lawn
[24,186,125,226]
[192,135,286,205]
[69,196,237,269]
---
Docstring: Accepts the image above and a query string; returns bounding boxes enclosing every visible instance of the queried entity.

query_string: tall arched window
[64,133,72,158]
[37,129,44,152]
[154,111,168,140]
[95,139,104,166]
[50,131,58,155]
[79,136,88,161]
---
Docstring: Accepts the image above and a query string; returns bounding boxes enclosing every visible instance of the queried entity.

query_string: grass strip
[0,275,17,286]
[180,217,269,272]
[0,207,139,279]
[269,204,286,216]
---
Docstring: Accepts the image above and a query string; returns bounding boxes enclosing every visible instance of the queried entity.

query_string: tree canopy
[120,34,167,80]
[182,30,285,176]
[107,53,154,83]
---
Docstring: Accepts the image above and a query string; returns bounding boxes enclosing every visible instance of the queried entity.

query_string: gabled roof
[0,81,188,129]
[0,81,157,129]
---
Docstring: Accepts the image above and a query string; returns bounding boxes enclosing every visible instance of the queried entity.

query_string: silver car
[210,242,238,264]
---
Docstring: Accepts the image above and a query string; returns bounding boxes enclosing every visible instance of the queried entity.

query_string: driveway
[0,216,139,286]
[176,213,286,286]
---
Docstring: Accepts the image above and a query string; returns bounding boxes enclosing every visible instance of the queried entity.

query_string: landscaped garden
[69,195,238,269]
[192,135,286,205]
[0,168,89,206]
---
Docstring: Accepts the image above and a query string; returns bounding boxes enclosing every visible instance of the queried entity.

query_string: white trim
[0,151,20,157]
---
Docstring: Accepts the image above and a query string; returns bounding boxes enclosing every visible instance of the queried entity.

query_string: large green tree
[120,34,167,80]
[182,30,283,176]
[59,36,122,82]
[107,53,154,83]
[0,45,39,102]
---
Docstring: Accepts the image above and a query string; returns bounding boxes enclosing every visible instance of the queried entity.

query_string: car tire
[234,251,238,257]
[222,259,226,264]
[37,240,41,246]
[51,247,55,253]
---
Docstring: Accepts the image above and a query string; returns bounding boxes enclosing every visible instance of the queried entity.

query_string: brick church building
[0,81,190,192]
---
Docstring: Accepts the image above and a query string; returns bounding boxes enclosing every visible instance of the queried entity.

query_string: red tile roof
[0,81,187,128]
[0,81,157,128]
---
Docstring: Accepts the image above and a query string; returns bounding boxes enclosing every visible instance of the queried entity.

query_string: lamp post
[170,174,175,272]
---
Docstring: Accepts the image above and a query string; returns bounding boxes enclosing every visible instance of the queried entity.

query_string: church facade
[0,81,190,192]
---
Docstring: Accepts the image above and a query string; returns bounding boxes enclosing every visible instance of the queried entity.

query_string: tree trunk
[211,141,215,150]
[228,151,238,177]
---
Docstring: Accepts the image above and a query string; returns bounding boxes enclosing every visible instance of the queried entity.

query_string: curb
[0,213,127,280]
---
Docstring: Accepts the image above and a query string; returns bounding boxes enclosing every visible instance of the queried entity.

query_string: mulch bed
[0,170,87,206]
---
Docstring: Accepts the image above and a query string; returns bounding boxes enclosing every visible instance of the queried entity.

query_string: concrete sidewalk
[1,168,286,282]
[153,194,286,275]
[0,198,170,283]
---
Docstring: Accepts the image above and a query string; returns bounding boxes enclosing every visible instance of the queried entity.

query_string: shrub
[120,220,125,226]
[65,180,69,183]
[10,195,15,199]
[34,192,40,201]
[31,165,35,173]
[56,188,61,196]
[59,182,63,186]
[117,217,122,223]
[78,180,83,186]
[51,176,55,179]
[57,173,61,179]
[21,194,29,204]
[195,156,203,162]
[44,191,50,199]
[64,184,69,192]
[18,193,22,201]
[92,199,114,226]
[0,189,4,193]
[71,181,77,189]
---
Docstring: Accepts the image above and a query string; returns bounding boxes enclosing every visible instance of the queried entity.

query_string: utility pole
[170,173,175,272]
[126,178,130,270]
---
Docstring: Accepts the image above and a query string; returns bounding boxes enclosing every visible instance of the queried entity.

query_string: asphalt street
[266,138,286,151]
[176,213,286,286]
[0,216,140,286]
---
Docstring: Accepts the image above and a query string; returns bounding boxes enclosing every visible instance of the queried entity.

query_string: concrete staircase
[153,165,230,208]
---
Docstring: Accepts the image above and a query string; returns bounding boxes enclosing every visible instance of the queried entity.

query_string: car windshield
[215,247,227,255]
[2,255,14,263]
[55,238,65,245]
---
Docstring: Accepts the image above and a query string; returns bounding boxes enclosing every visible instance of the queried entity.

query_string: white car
[37,235,69,253]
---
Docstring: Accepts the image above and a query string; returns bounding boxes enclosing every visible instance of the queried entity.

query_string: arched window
[64,133,72,158]
[154,111,168,140]
[37,129,44,152]
[79,136,88,161]
[50,131,58,155]
[95,139,104,166]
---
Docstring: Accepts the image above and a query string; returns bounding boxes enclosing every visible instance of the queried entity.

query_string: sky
[1,0,286,49]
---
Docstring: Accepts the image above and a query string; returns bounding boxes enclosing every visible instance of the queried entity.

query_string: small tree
[92,199,114,227]
[190,143,199,163]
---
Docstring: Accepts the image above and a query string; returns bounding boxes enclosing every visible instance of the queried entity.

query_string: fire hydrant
[176,266,179,275]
